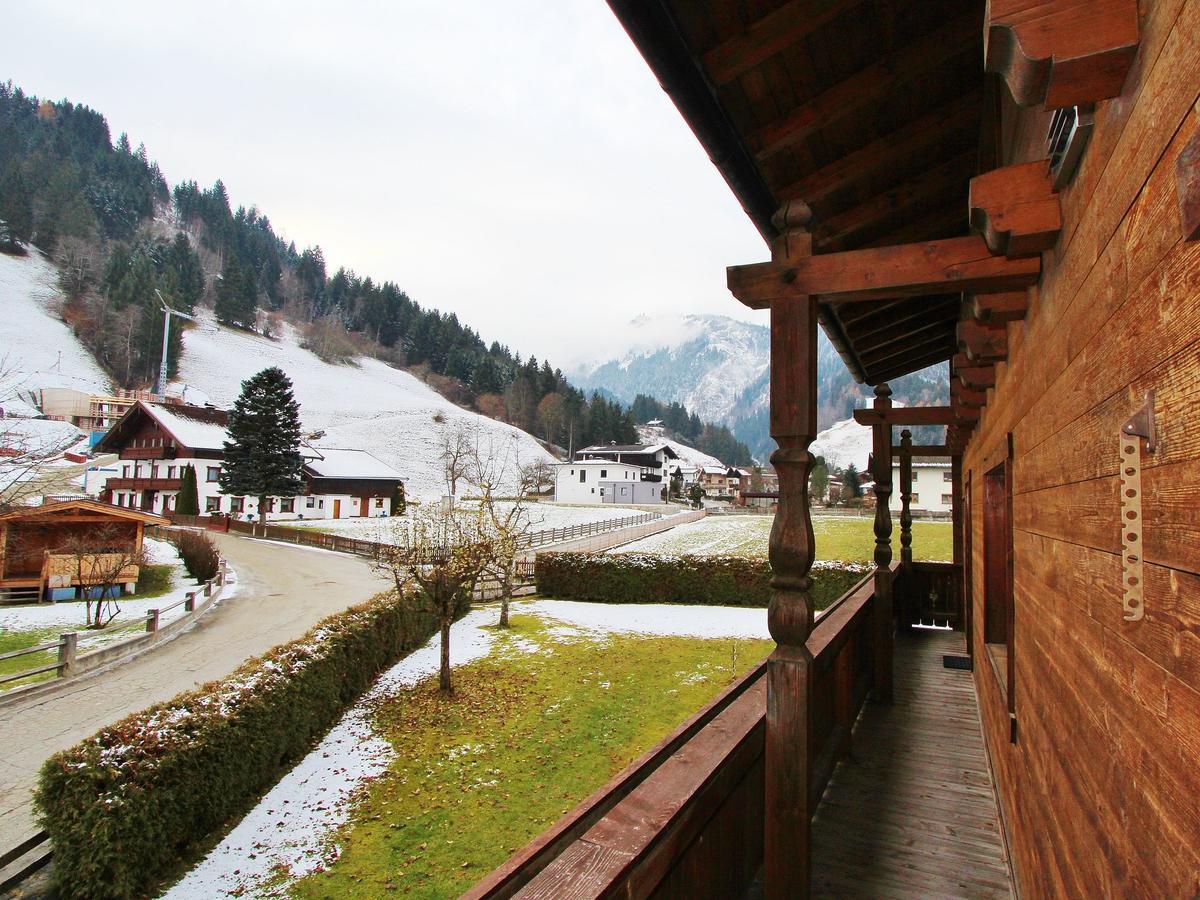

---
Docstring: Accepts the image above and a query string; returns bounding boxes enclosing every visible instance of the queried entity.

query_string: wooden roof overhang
[608,0,996,385]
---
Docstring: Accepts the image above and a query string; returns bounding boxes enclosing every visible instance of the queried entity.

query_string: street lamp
[154,289,197,397]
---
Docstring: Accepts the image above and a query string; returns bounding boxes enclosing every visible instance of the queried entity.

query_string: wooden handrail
[0,640,61,663]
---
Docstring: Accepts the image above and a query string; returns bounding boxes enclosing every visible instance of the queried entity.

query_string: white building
[554,459,664,505]
[89,401,404,521]
[890,458,954,514]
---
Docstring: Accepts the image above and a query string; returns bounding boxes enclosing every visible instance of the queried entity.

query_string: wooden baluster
[871,383,894,702]
[899,429,914,632]
[763,201,817,900]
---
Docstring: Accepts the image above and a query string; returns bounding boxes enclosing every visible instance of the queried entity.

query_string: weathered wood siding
[965,2,1200,895]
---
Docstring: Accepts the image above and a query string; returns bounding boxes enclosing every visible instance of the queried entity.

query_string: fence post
[204,580,213,598]
[147,609,160,632]
[184,591,196,612]
[58,632,77,678]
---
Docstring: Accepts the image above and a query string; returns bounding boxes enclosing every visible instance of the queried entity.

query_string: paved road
[0,532,390,859]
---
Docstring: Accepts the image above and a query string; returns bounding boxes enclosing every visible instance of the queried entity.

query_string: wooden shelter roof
[0,498,169,525]
[608,0,989,384]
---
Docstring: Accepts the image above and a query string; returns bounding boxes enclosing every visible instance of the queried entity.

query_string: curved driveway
[0,532,390,859]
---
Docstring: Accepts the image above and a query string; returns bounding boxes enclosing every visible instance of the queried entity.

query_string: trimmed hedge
[535,552,870,611]
[36,591,460,900]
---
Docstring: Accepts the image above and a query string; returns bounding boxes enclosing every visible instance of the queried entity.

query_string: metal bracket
[1121,390,1156,453]
[1119,391,1154,623]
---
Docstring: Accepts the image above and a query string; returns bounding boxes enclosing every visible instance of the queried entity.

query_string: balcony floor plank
[810,629,1013,898]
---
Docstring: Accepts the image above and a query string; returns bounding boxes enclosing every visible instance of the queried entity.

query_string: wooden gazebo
[471,1,1198,897]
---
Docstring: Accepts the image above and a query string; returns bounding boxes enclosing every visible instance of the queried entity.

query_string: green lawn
[618,514,952,562]
[291,614,773,899]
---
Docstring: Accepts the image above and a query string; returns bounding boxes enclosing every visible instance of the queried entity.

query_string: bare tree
[54,524,148,628]
[467,436,536,628]
[0,355,78,510]
[439,423,475,510]
[371,505,493,693]
[522,460,556,497]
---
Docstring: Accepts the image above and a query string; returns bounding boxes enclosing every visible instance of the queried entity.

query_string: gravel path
[0,531,390,862]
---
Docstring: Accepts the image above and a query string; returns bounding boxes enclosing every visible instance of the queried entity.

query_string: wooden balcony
[104,477,183,492]
[468,566,1011,898]
[120,446,177,460]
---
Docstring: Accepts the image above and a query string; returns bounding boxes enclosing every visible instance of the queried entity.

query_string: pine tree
[176,464,199,515]
[215,257,257,328]
[219,367,304,522]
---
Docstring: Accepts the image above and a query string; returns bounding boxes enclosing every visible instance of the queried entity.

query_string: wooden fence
[0,563,231,700]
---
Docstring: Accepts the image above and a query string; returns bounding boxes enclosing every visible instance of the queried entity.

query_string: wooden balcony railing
[104,477,183,492]
[898,560,962,629]
[466,567,884,899]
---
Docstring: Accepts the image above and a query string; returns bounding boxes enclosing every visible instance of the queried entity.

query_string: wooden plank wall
[964,1,1200,895]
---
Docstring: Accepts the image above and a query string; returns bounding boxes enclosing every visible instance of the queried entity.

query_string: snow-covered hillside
[0,249,111,399]
[571,314,769,424]
[809,415,878,473]
[637,425,724,469]
[175,314,554,500]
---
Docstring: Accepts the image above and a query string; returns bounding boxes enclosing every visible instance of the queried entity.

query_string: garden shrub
[535,552,871,611]
[171,529,220,582]
[36,591,458,900]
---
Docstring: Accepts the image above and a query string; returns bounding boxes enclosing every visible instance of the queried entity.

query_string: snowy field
[166,598,767,897]
[0,249,111,397]
[616,514,953,562]
[0,537,234,653]
[283,501,653,539]
[175,313,555,501]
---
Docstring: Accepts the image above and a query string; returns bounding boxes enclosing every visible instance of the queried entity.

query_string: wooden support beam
[762,202,816,900]
[985,0,1139,109]
[952,380,989,409]
[703,0,864,86]
[775,92,982,206]
[751,13,980,161]
[862,205,966,249]
[908,444,958,456]
[969,161,1062,257]
[970,291,1029,324]
[728,235,1040,309]
[898,430,914,631]
[857,331,955,371]
[957,318,1008,363]
[870,384,894,703]
[853,406,960,427]
[958,365,997,390]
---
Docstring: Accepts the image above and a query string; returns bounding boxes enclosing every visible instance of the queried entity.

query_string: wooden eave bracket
[984,0,1139,109]
[969,162,1063,258]
[970,291,1029,324]
[957,319,1008,363]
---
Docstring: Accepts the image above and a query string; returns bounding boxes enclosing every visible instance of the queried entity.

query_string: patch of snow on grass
[165,608,501,899]
[520,599,769,640]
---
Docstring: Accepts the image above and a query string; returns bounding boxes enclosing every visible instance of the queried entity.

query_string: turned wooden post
[898,429,914,632]
[952,455,967,642]
[763,201,817,900]
[871,383,894,702]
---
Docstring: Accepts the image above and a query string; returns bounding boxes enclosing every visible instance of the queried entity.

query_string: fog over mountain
[571,313,949,463]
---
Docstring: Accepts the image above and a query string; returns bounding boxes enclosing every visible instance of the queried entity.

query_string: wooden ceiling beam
[867,348,955,385]
[862,205,967,249]
[848,297,960,343]
[970,291,1029,324]
[775,90,982,206]
[857,330,955,369]
[750,12,981,161]
[835,297,910,327]
[817,151,977,252]
[703,0,865,86]
[728,235,1041,308]
[853,406,960,426]
[958,365,997,390]
[985,0,1139,109]
[952,378,989,409]
[969,161,1062,257]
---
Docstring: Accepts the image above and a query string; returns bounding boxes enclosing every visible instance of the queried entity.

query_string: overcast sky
[4,1,769,368]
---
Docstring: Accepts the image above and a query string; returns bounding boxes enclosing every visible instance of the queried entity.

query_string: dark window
[205,496,221,513]
[207,466,220,483]
[600,469,607,478]
[280,498,295,513]
[943,470,953,482]
[983,460,1015,711]
[230,497,244,512]
[579,469,586,483]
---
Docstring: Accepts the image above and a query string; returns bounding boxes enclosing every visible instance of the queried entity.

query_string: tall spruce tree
[219,367,304,521]
[176,464,200,515]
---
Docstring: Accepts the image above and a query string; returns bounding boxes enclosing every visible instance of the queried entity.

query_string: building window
[580,470,586,483]
[205,497,221,513]
[230,497,245,512]
[600,469,607,478]
[306,497,317,508]
[122,465,130,478]
[207,466,220,482]
[941,493,954,505]
[983,459,1015,712]
[280,498,295,513]
[167,466,176,478]
[910,493,919,504]
[943,470,953,482]
[621,487,628,495]
[375,498,384,508]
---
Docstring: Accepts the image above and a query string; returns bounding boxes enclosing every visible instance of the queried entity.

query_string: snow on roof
[142,402,230,451]
[702,465,728,475]
[580,443,678,458]
[557,458,644,467]
[305,447,404,481]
